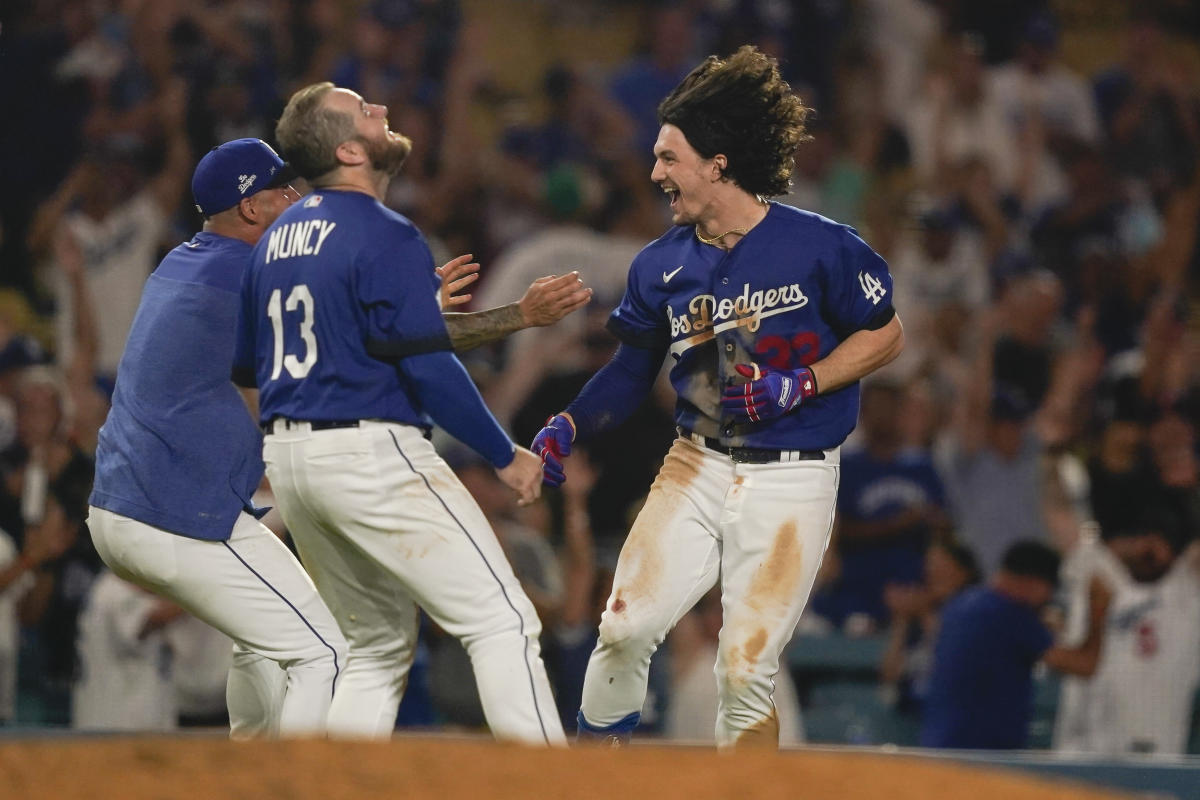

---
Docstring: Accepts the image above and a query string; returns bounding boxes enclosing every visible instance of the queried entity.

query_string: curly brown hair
[657,46,811,197]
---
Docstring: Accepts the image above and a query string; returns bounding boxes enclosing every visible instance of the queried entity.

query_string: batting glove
[720,364,817,423]
[531,414,574,487]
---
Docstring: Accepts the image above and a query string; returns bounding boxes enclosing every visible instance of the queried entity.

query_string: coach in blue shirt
[88,138,347,738]
[922,540,1110,749]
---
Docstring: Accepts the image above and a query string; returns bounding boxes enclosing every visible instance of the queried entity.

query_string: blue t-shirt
[236,190,447,425]
[814,447,947,624]
[90,232,266,541]
[921,586,1054,749]
[607,202,895,451]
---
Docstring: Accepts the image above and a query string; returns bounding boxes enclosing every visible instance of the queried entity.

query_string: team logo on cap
[238,174,257,194]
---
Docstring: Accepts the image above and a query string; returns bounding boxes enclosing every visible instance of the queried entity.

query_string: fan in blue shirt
[922,540,1112,749]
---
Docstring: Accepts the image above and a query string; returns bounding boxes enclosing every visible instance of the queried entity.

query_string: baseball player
[531,46,905,747]
[236,82,585,743]
[87,138,348,738]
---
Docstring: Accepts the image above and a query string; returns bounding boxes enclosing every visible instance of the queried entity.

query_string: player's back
[241,190,444,427]
[90,232,264,541]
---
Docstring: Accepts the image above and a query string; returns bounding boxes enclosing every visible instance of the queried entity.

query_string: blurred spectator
[0,366,100,724]
[540,451,602,731]
[879,536,980,720]
[1029,142,1165,326]
[1087,392,1159,536]
[905,33,1020,202]
[72,569,183,731]
[26,84,190,381]
[989,12,1103,211]
[887,203,991,377]
[167,616,233,729]
[946,0,1050,65]
[665,588,804,745]
[0,517,73,725]
[941,309,1050,575]
[1093,12,1200,200]
[608,4,696,155]
[509,309,675,547]
[921,540,1110,750]
[329,2,442,112]
[1055,509,1200,755]
[811,379,951,629]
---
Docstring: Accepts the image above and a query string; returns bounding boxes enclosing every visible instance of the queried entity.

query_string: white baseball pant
[86,506,346,737]
[262,419,565,745]
[579,436,839,747]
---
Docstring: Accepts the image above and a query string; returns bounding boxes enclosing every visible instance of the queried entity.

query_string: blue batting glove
[531,414,574,487]
[720,364,817,423]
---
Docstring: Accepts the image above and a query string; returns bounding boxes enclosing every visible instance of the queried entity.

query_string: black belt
[262,418,361,434]
[678,428,824,464]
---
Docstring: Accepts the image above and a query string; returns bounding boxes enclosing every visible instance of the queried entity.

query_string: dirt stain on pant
[744,520,805,615]
[611,440,705,610]
[732,708,780,748]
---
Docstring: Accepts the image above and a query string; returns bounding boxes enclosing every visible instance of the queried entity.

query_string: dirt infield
[0,737,1133,799]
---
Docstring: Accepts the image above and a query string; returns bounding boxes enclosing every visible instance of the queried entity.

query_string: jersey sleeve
[823,227,896,339]
[606,250,669,350]
[356,227,452,360]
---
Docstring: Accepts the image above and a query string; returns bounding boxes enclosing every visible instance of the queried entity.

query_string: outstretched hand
[720,363,817,423]
[519,271,592,327]
[437,254,481,309]
[496,447,543,507]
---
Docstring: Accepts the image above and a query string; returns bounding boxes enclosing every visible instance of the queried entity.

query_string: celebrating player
[531,46,905,747]
[87,139,347,738]
[236,82,581,744]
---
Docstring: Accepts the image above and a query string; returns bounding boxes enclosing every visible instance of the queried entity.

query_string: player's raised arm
[443,271,593,351]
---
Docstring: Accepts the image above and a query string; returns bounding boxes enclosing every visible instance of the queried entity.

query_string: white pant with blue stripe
[86,506,346,737]
[262,419,564,744]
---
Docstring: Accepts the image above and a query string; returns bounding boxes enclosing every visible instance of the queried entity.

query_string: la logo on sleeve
[858,271,886,305]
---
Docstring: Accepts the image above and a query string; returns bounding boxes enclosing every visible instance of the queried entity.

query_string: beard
[361,131,413,177]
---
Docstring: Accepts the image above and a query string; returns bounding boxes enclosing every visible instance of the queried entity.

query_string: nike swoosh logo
[663,265,685,283]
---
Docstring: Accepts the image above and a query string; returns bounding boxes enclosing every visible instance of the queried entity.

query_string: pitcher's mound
[0,737,1132,799]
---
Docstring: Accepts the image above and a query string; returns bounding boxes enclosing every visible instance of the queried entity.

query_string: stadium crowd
[1,0,1198,753]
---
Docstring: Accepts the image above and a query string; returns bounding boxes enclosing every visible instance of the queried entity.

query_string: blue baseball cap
[191,138,298,217]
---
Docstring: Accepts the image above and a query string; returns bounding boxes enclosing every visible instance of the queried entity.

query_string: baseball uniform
[564,203,895,746]
[1054,535,1200,754]
[88,211,346,737]
[236,189,564,744]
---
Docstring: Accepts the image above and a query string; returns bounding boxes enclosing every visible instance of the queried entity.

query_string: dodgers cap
[191,138,298,217]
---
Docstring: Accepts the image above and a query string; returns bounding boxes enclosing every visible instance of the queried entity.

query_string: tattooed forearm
[443,303,527,352]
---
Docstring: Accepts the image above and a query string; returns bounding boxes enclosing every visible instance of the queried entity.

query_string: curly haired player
[532,46,905,747]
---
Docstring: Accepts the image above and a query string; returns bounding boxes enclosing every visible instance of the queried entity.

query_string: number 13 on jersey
[267,284,319,380]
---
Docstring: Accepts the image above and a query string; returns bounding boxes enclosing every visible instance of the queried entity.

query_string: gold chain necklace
[695,226,749,246]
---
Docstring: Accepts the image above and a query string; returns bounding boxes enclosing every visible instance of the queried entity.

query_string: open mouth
[663,186,680,209]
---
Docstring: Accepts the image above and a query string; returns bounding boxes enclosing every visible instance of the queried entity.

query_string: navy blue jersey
[90,232,265,541]
[921,586,1053,749]
[607,203,895,451]
[236,190,446,425]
